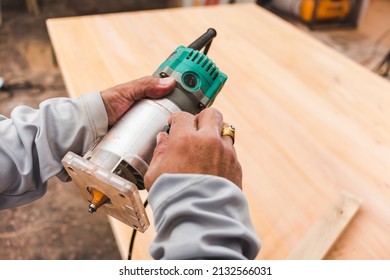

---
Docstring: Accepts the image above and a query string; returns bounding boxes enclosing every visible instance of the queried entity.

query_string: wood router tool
[61,28,227,232]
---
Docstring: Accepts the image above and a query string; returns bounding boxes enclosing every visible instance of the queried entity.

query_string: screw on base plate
[88,203,97,213]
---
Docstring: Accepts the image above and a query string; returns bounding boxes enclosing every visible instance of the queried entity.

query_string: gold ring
[221,124,235,144]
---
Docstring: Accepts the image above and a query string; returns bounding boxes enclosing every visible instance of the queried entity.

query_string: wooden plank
[287,191,362,260]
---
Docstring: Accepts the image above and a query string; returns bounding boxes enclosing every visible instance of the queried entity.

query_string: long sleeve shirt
[149,173,261,259]
[0,92,260,259]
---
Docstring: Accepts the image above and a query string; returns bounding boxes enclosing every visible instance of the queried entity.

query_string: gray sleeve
[0,92,108,209]
[148,174,261,260]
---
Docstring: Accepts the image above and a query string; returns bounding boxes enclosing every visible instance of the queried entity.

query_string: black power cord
[128,199,149,260]
[127,125,170,260]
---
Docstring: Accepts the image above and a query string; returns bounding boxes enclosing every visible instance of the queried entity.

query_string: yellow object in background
[300,0,351,22]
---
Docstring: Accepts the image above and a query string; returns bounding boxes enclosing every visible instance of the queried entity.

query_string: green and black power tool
[61,28,227,232]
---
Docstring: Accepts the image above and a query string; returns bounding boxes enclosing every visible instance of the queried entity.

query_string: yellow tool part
[89,187,109,209]
[300,0,351,22]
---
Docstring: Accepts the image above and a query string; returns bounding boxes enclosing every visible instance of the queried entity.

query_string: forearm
[148,174,261,260]
[0,92,108,209]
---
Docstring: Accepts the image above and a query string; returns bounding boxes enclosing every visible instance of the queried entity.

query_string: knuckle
[135,76,157,93]
[211,107,223,119]
[153,145,164,158]
[173,111,189,118]
[169,111,190,123]
[204,132,224,149]
[201,107,223,121]
[176,131,194,144]
[205,107,221,115]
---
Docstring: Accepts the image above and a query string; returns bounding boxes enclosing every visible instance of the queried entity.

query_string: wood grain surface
[287,191,362,260]
[47,3,390,260]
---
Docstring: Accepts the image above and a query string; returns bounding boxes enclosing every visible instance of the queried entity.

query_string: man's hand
[101,76,176,126]
[144,108,242,191]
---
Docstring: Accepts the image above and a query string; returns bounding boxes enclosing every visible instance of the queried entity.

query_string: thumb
[101,76,176,126]
[144,132,169,191]
[152,132,169,163]
[119,76,176,101]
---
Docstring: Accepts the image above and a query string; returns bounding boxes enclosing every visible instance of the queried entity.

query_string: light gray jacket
[0,92,260,259]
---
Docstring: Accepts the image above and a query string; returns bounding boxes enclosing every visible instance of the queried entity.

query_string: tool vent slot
[186,50,219,80]
[114,161,145,190]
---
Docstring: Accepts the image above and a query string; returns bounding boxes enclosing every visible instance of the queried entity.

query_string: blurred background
[0,0,389,259]
[258,0,390,76]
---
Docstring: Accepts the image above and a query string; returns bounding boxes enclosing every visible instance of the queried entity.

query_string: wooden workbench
[47,3,390,260]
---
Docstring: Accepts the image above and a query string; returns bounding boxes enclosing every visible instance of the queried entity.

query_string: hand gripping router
[61,28,227,232]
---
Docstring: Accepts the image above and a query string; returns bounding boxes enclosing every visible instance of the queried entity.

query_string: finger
[151,132,169,162]
[117,76,176,101]
[145,132,169,191]
[196,108,223,135]
[168,111,197,136]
